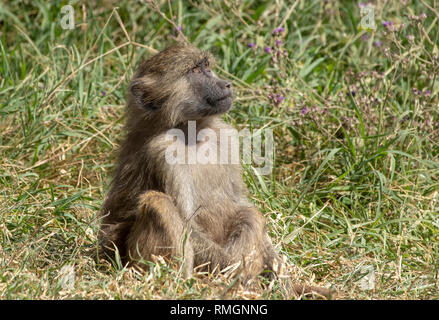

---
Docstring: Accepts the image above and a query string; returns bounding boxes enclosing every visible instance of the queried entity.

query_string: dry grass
[0,0,438,299]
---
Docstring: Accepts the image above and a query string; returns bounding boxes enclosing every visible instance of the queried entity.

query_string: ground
[0,0,438,299]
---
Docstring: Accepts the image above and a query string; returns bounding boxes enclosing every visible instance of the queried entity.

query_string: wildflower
[102,91,106,97]
[361,34,369,41]
[276,94,284,103]
[265,46,271,53]
[275,39,282,47]
[373,40,382,47]
[272,27,284,35]
[301,107,308,115]
[171,26,183,39]
[248,43,256,48]
[382,21,394,28]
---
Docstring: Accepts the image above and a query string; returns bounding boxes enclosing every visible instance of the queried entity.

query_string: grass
[0,0,438,299]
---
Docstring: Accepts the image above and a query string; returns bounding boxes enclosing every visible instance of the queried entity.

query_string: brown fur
[98,44,332,298]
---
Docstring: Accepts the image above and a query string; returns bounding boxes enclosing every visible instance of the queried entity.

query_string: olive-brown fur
[98,44,332,298]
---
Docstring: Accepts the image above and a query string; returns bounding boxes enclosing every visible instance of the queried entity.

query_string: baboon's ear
[129,78,160,110]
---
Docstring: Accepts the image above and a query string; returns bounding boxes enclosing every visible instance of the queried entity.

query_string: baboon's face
[183,58,233,119]
[129,45,233,124]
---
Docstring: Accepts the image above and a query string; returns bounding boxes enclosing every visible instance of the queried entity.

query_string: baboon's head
[128,45,233,126]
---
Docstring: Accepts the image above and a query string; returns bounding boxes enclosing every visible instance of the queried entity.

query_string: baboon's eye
[192,66,203,74]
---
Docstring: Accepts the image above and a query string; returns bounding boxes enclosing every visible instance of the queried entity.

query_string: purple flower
[272,27,284,35]
[361,34,369,41]
[265,46,271,53]
[101,91,106,97]
[383,21,394,28]
[276,94,284,103]
[301,107,308,115]
[412,88,421,95]
[171,26,183,39]
[373,40,383,47]
[275,39,282,47]
[248,42,256,48]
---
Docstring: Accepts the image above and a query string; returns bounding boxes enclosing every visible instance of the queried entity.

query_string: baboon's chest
[171,162,238,211]
[161,133,247,235]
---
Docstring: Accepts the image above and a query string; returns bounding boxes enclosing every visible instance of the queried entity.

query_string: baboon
[99,44,331,298]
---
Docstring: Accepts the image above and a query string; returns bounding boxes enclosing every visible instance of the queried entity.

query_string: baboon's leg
[126,191,194,278]
[190,228,233,272]
[223,208,269,279]
[99,217,135,262]
[224,208,333,298]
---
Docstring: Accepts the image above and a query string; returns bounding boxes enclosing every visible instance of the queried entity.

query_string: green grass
[0,0,438,299]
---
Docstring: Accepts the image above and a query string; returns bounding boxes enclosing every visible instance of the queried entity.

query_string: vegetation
[0,0,438,299]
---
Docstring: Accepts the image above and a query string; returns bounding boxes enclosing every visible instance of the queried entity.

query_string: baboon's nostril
[218,80,232,90]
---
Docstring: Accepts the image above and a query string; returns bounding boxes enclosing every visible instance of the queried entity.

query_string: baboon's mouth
[207,94,232,107]
[216,94,232,102]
